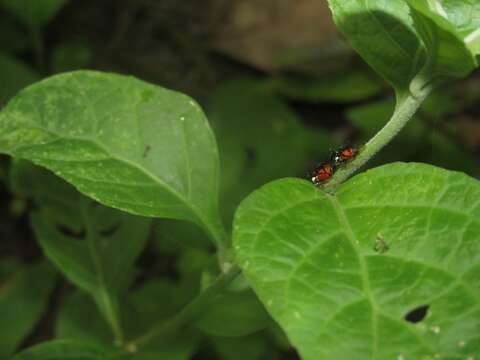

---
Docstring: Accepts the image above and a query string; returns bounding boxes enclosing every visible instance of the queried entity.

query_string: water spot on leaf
[404,304,429,323]
[430,325,441,334]
[458,340,466,348]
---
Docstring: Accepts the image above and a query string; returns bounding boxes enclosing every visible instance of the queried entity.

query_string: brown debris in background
[212,0,349,73]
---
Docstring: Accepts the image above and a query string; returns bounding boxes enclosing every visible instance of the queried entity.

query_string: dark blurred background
[1,1,479,359]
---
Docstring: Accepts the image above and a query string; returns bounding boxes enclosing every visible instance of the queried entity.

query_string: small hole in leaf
[99,222,121,237]
[56,224,86,239]
[404,304,429,323]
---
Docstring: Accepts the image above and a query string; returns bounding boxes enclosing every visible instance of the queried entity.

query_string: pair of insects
[310,146,358,185]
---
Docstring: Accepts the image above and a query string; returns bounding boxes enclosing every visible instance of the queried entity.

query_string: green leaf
[326,0,479,92]
[234,163,480,359]
[326,0,425,91]
[416,0,480,57]
[0,70,225,246]
[56,291,112,344]
[57,285,199,359]
[208,77,334,222]
[0,0,69,29]
[31,208,150,341]
[0,261,57,358]
[194,289,270,337]
[10,160,83,231]
[0,53,39,106]
[405,0,477,81]
[11,340,124,360]
[211,333,281,360]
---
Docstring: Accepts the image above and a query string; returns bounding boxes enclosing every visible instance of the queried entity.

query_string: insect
[331,146,358,166]
[310,162,335,185]
[309,145,360,186]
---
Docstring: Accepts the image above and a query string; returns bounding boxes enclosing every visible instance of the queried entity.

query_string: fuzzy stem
[322,78,434,191]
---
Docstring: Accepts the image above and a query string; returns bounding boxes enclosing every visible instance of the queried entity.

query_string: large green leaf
[234,163,480,360]
[0,71,225,246]
[326,0,425,91]
[327,0,479,92]
[0,261,56,358]
[0,0,69,29]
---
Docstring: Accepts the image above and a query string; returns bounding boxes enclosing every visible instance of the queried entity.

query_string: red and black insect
[310,162,335,185]
[309,146,359,186]
[331,146,358,166]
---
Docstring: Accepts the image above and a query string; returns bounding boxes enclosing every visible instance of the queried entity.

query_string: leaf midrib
[7,125,220,243]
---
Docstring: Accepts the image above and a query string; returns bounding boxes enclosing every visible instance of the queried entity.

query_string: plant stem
[81,201,124,345]
[323,80,434,191]
[127,264,241,351]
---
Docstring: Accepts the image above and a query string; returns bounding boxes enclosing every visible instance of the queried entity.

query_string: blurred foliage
[0,0,479,359]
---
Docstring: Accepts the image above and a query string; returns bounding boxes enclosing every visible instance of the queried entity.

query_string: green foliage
[11,340,125,360]
[0,71,225,247]
[1,1,479,359]
[11,161,152,342]
[0,0,69,29]
[234,163,480,359]
[208,78,333,222]
[0,53,39,105]
[0,261,57,357]
[194,289,270,337]
[327,0,479,92]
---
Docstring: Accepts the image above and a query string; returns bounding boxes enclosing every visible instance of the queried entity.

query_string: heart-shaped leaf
[0,71,225,246]
[234,163,480,359]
